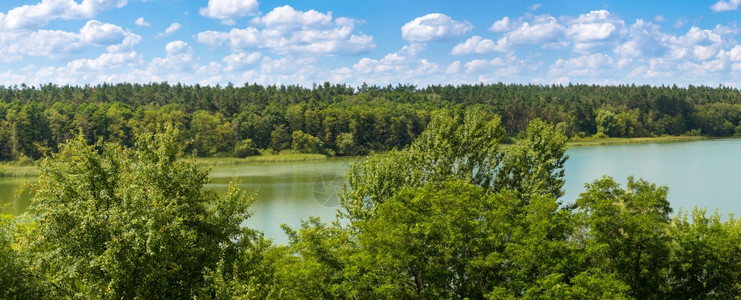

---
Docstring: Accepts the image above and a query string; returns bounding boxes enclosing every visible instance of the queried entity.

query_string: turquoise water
[562,139,741,215]
[3,139,741,243]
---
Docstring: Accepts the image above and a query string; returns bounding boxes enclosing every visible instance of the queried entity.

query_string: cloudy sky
[2,0,741,87]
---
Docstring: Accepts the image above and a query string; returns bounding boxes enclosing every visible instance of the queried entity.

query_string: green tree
[234,138,259,158]
[665,208,741,299]
[335,132,356,156]
[496,118,568,200]
[291,130,323,154]
[595,110,618,137]
[575,176,672,299]
[270,124,291,152]
[25,126,257,298]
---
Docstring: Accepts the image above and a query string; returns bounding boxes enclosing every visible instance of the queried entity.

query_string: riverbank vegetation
[2,112,739,299]
[3,83,741,163]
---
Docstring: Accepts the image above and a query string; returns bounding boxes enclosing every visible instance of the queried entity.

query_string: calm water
[2,139,741,243]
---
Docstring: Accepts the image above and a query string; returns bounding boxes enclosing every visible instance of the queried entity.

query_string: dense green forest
[3,82,741,161]
[2,112,739,299]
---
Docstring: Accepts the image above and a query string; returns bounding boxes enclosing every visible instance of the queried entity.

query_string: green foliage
[270,124,291,152]
[335,132,356,155]
[496,118,568,200]
[234,138,259,158]
[24,126,259,298]
[575,176,672,299]
[596,110,618,137]
[291,130,324,154]
[0,214,44,298]
[665,209,741,299]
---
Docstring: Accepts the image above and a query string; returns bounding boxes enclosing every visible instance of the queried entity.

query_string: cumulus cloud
[81,20,126,45]
[199,0,259,25]
[451,36,499,55]
[196,5,374,55]
[401,13,472,42]
[549,53,615,77]
[158,22,182,37]
[711,0,741,12]
[490,16,516,32]
[0,0,127,31]
[196,31,231,48]
[135,17,150,27]
[223,52,262,71]
[0,19,140,60]
[466,15,564,53]
[565,10,626,53]
[464,58,505,73]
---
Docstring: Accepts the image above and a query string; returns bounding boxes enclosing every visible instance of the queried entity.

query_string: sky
[2,0,741,88]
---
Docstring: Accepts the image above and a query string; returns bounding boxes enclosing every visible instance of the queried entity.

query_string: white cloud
[566,10,626,53]
[550,53,615,76]
[490,16,516,32]
[196,30,230,48]
[464,58,505,73]
[196,5,374,55]
[80,20,126,45]
[528,3,542,11]
[135,17,150,27]
[482,15,564,52]
[0,0,127,31]
[711,0,741,12]
[223,52,261,71]
[566,10,624,41]
[674,18,687,28]
[401,13,472,42]
[199,0,259,24]
[507,16,563,44]
[445,61,461,74]
[158,22,182,37]
[451,36,499,55]
[654,15,665,22]
[66,51,141,71]
[165,40,189,55]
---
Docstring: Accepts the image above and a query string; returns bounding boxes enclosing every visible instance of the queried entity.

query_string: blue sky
[2,0,741,87]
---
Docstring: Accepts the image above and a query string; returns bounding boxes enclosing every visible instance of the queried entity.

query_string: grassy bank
[195,153,327,166]
[567,136,708,148]
[0,163,40,177]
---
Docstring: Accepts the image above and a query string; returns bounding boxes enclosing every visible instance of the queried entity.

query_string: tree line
[3,82,741,161]
[1,111,739,299]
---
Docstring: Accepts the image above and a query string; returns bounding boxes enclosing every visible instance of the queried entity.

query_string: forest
[1,110,739,299]
[3,82,741,161]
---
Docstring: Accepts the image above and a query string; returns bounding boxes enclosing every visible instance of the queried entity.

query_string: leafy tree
[25,126,257,298]
[234,138,259,158]
[575,176,672,299]
[291,130,323,154]
[496,118,568,200]
[335,132,356,155]
[0,214,43,298]
[270,124,291,152]
[665,209,741,299]
[596,110,618,137]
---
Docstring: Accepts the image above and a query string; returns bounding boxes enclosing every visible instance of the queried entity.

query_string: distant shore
[0,136,723,177]
[566,136,709,148]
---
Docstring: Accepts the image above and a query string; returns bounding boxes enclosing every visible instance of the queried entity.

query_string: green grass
[567,136,708,148]
[195,153,327,166]
[0,163,40,177]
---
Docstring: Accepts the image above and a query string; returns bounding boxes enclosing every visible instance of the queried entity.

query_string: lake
[2,139,741,243]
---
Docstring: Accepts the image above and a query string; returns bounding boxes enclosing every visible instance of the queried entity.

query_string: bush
[234,138,259,158]
[291,130,323,154]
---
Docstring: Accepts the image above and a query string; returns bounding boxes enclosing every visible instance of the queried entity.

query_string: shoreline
[0,136,728,177]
